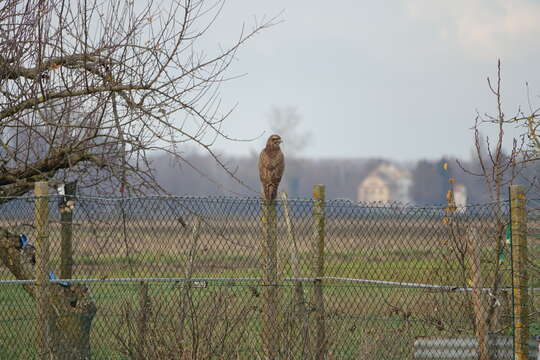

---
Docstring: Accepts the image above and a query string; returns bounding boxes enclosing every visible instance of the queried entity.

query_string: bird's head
[266,134,282,150]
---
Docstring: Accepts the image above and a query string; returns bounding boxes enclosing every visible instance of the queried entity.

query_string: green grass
[1,251,526,359]
[1,216,538,359]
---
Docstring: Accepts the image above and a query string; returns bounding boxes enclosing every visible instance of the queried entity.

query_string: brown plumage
[258,134,285,201]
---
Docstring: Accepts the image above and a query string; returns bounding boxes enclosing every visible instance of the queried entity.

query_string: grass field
[0,198,539,359]
[3,281,511,359]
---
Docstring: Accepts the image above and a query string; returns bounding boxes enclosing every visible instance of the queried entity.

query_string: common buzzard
[258,134,285,201]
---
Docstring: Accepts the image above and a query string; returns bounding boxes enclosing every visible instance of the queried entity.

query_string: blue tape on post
[48,271,70,287]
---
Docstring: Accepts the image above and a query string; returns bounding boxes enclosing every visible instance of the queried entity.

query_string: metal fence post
[313,184,327,360]
[261,199,279,359]
[34,181,50,359]
[60,182,75,280]
[510,185,529,360]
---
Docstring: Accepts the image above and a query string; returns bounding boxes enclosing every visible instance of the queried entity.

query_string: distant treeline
[151,151,540,205]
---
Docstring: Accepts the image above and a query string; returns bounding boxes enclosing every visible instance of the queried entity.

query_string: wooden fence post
[467,227,489,360]
[178,217,201,348]
[261,199,279,359]
[34,181,50,359]
[510,185,529,360]
[137,282,150,360]
[281,192,309,357]
[312,184,327,360]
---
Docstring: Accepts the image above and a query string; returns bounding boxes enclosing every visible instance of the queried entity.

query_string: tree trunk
[46,285,97,359]
[0,229,97,359]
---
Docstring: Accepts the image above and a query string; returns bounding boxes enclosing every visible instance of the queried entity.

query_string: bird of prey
[258,134,285,201]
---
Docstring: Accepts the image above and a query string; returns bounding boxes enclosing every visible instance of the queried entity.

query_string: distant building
[453,183,467,209]
[357,163,412,203]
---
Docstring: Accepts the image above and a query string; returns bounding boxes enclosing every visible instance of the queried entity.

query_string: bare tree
[495,81,540,193]
[456,61,523,340]
[499,84,539,165]
[458,62,520,204]
[0,0,275,200]
[518,112,539,162]
[0,0,274,358]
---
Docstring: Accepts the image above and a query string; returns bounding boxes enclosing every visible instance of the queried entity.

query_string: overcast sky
[192,1,540,161]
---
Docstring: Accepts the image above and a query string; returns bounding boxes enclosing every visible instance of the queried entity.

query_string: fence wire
[527,197,540,351]
[0,195,537,359]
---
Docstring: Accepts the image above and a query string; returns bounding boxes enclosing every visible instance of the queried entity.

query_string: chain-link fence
[0,191,538,359]
[527,196,540,357]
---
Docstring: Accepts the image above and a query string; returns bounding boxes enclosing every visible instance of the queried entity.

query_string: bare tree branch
[0,0,277,198]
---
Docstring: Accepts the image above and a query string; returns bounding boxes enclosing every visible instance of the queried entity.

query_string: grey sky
[193,1,540,160]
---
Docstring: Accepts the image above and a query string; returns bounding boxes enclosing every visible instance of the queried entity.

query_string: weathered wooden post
[312,184,327,360]
[137,282,150,360]
[185,217,201,282]
[0,184,95,359]
[510,185,529,360]
[467,227,488,360]
[35,181,50,359]
[60,182,76,280]
[281,192,309,357]
[261,198,279,359]
[178,217,201,348]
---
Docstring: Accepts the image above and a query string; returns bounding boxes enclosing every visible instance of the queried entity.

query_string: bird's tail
[270,185,278,201]
[264,184,277,201]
